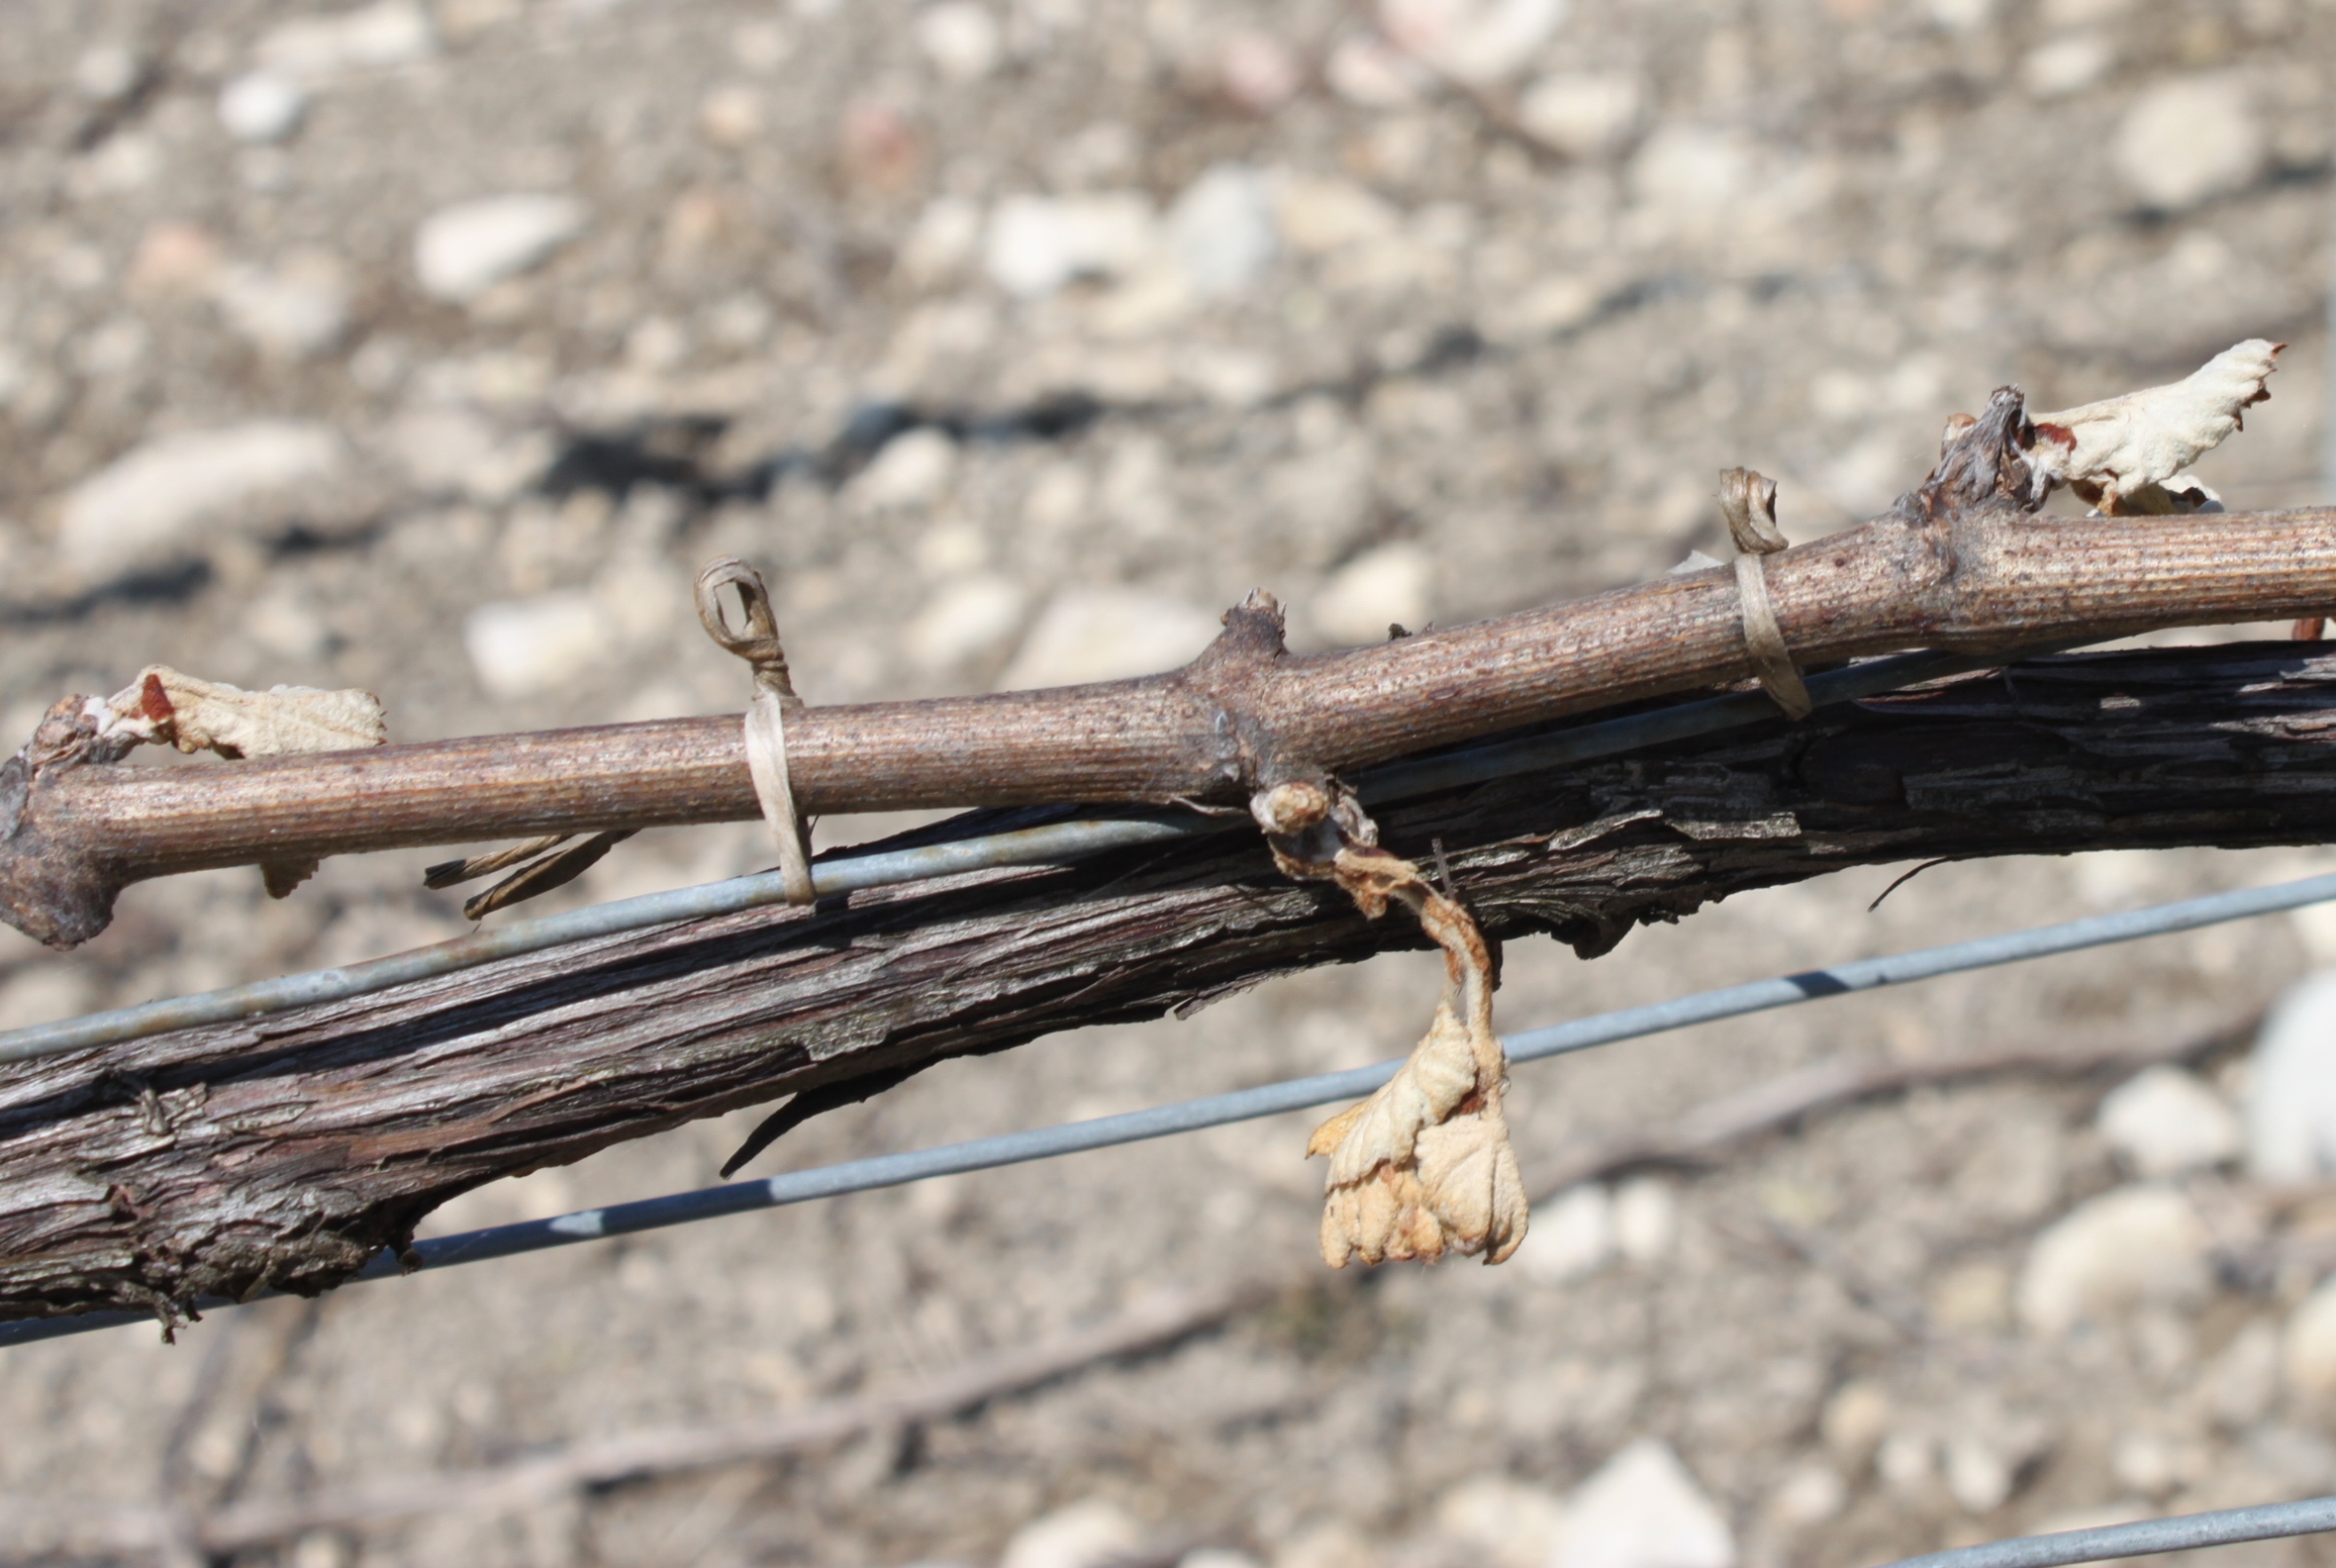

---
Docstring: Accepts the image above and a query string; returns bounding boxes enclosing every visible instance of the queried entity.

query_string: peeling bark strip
[9,644,2336,1323]
[7,381,2336,947]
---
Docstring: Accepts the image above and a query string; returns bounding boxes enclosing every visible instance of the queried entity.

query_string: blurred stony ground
[2,0,2336,1564]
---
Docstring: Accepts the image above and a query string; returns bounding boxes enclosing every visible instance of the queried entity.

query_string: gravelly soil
[1,0,2334,1564]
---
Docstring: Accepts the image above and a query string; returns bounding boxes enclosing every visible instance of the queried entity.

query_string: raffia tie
[695,556,817,906]
[1718,467,1811,721]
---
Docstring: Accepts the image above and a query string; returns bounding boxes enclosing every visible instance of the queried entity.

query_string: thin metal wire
[0,645,2017,1065]
[6,865,2324,1350]
[1879,1495,2336,1568]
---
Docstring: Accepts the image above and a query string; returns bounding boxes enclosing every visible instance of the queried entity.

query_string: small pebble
[2112,75,2263,212]
[997,587,1221,689]
[1552,1438,1736,1568]
[2096,1065,2241,1177]
[212,249,350,359]
[57,422,347,577]
[217,70,308,144]
[1514,1183,1614,1283]
[1166,163,1280,298]
[1001,1499,1143,1568]
[1436,1475,1568,1568]
[1381,0,1569,84]
[73,46,142,103]
[413,194,589,304]
[1613,1176,1678,1262]
[463,592,611,700]
[2284,1274,2336,1397]
[985,192,1156,299]
[907,576,1027,673]
[2020,34,2115,97]
[847,428,958,511]
[2247,971,2336,1182]
[2014,1184,2211,1337]
[1217,30,1304,113]
[256,0,437,76]
[916,2,1003,81]
[1516,71,1645,156]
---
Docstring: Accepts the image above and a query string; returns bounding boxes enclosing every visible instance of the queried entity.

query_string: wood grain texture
[7,642,2336,1323]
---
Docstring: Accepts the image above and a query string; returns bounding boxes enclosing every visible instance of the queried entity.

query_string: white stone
[1928,0,1994,28]
[1944,1436,2014,1515]
[2096,1066,2241,1176]
[2021,34,2114,98]
[212,250,350,359]
[463,592,610,700]
[1314,542,1433,646]
[414,194,589,304]
[998,587,1222,690]
[218,70,308,143]
[1216,31,1305,114]
[245,590,334,660]
[2014,1185,2211,1337]
[385,408,549,502]
[696,84,764,148]
[849,428,958,511]
[1379,0,1569,85]
[1876,1431,1934,1494]
[1514,1184,1613,1284]
[57,422,347,575]
[916,2,1003,81]
[985,192,1157,298]
[1323,33,1430,107]
[901,196,986,285]
[2042,0,2133,24]
[1613,1177,1678,1262]
[907,575,1027,671]
[1765,1462,1847,1529]
[1167,163,1279,298]
[2112,76,2263,213]
[1517,72,1644,157]
[2248,971,2336,1182]
[1630,127,1754,224]
[1485,274,1602,343]
[1435,1475,1568,1568]
[1277,176,1401,255]
[74,46,141,103]
[1551,1438,1736,1568]
[256,0,438,77]
[2284,1274,2336,1397]
[1001,1499,1143,1568]
[1819,1380,1893,1468]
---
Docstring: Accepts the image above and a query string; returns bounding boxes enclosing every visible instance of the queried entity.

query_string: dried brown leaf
[1308,845,1528,1268]
[102,666,386,759]
[2027,340,2282,513]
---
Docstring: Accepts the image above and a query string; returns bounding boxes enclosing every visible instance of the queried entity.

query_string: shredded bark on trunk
[7,385,2336,946]
[6,642,2336,1323]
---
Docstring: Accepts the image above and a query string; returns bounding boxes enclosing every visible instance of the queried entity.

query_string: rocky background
[3,0,2336,1564]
